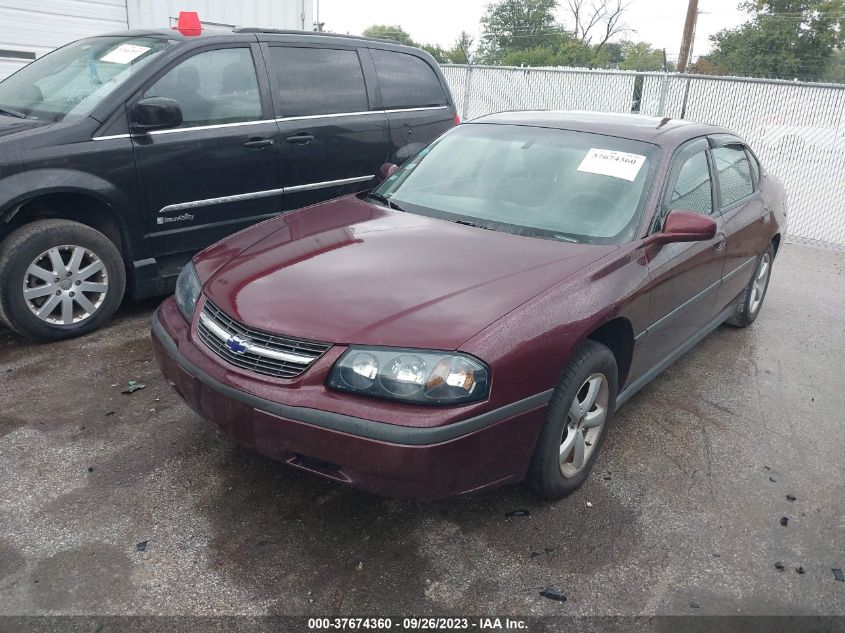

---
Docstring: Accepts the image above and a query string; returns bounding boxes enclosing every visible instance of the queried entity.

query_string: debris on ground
[540,586,567,602]
[87,466,94,473]
[780,517,789,527]
[786,494,796,502]
[506,509,530,518]
[585,502,594,508]
[833,568,844,582]
[603,475,612,481]
[690,601,700,609]
[796,566,806,574]
[769,476,777,482]
[105,411,115,417]
[775,562,785,571]
[356,560,363,572]
[135,540,148,552]
[121,381,146,394]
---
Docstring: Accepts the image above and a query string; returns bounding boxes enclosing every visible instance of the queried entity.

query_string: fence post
[657,72,668,117]
[462,64,473,121]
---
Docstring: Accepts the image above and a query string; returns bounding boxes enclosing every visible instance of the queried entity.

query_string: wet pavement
[0,243,843,616]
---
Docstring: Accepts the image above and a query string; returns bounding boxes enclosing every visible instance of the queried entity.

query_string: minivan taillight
[453,113,461,126]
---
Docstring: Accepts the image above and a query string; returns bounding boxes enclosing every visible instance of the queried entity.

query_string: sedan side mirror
[378,163,399,182]
[129,97,183,133]
[646,209,717,246]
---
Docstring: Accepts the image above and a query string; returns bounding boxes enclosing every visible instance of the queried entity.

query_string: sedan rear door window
[712,145,755,207]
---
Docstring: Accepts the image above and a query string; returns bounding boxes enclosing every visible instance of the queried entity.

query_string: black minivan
[0,28,458,340]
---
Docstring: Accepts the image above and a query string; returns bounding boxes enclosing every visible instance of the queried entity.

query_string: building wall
[0,0,314,80]
[126,0,314,32]
[0,0,129,79]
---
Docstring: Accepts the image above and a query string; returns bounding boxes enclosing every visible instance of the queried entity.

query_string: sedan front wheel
[526,340,618,500]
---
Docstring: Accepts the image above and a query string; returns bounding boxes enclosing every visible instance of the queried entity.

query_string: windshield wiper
[0,106,28,119]
[453,219,494,231]
[366,192,406,212]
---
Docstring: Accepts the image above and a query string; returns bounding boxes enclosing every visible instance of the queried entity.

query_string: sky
[317,0,751,61]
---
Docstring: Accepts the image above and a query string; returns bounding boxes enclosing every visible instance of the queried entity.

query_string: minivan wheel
[726,243,774,328]
[525,340,618,500]
[0,220,126,341]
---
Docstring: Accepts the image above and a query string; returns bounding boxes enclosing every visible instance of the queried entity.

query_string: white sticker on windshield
[100,44,150,65]
[577,148,646,182]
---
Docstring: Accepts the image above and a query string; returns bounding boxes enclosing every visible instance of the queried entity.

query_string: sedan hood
[202,196,616,349]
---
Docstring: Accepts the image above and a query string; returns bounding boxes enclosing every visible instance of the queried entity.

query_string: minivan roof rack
[231,27,400,45]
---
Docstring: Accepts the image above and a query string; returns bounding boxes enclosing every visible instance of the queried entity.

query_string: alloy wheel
[22,245,109,326]
[750,252,771,314]
[559,372,609,478]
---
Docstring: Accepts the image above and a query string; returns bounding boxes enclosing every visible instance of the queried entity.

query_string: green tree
[446,31,476,64]
[420,44,449,63]
[618,41,665,71]
[362,25,416,47]
[479,0,563,64]
[707,0,845,81]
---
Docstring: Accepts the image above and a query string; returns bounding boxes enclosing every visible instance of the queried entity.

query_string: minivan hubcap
[560,373,609,478]
[750,253,771,314]
[23,245,108,325]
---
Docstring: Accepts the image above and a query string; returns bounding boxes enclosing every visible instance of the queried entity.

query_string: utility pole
[677,0,699,73]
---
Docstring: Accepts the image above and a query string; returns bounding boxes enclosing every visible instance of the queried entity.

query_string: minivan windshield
[0,36,177,123]
[371,124,660,244]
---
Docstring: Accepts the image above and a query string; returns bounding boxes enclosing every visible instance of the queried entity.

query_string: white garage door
[0,0,129,81]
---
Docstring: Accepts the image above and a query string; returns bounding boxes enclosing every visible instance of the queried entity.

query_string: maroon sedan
[151,111,785,500]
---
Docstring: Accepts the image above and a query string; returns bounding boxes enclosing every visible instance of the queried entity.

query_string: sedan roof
[471,111,734,147]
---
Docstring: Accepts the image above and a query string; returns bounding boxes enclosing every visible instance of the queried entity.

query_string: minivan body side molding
[158,175,375,214]
[92,106,449,141]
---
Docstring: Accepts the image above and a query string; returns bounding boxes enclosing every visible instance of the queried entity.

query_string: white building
[0,0,317,80]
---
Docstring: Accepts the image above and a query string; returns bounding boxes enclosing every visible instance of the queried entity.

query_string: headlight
[174,262,202,321]
[327,347,490,405]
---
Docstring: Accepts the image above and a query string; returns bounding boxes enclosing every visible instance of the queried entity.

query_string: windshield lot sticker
[100,44,150,65]
[577,148,646,182]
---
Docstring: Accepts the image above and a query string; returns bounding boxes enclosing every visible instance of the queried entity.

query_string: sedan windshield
[0,36,177,123]
[372,123,660,244]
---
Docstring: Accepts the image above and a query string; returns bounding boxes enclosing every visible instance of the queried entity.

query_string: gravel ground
[0,242,843,618]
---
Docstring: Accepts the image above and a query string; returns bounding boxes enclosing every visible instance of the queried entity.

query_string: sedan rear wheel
[726,243,775,328]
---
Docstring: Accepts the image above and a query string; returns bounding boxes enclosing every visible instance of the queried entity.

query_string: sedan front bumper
[151,298,548,500]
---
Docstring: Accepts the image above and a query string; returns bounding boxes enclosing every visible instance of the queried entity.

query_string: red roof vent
[172,11,202,36]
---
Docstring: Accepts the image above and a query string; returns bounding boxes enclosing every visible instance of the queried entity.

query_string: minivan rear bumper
[151,298,547,500]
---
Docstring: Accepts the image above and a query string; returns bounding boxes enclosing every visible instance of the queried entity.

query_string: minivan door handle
[286,132,314,145]
[243,138,274,150]
[713,233,727,252]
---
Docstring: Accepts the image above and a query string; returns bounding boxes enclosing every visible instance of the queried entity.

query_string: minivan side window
[144,48,262,128]
[712,145,755,207]
[269,47,368,116]
[668,150,713,215]
[371,49,447,109]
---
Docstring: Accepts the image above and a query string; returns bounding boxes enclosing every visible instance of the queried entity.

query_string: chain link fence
[441,64,845,251]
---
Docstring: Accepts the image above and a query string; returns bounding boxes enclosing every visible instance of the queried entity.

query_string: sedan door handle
[713,234,727,252]
[243,138,274,150]
[286,133,314,145]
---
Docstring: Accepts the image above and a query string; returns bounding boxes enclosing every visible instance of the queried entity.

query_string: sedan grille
[197,301,332,379]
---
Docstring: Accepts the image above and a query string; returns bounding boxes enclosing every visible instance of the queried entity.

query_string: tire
[0,219,126,341]
[726,243,774,328]
[525,340,618,500]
